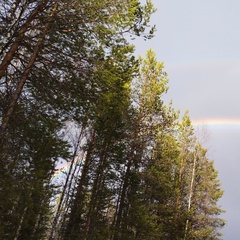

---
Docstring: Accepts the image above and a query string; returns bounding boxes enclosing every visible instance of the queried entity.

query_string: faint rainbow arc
[192,118,240,128]
[51,118,240,181]
[51,161,83,182]
[51,165,70,182]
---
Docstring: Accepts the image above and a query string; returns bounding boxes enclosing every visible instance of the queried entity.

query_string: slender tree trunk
[49,127,84,240]
[109,180,123,240]
[0,0,50,74]
[83,140,109,239]
[113,89,145,239]
[1,0,27,58]
[14,206,28,240]
[64,130,95,240]
[173,151,185,234]
[0,1,58,139]
[184,147,197,240]
[113,154,132,240]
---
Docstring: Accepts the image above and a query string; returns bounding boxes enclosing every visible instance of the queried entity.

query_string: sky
[135,0,240,239]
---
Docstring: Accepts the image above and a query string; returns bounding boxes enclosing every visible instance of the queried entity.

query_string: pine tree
[111,49,178,239]
[0,1,156,239]
[173,114,226,239]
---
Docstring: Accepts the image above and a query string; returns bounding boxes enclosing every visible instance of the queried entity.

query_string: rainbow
[192,118,240,129]
[51,118,240,182]
[51,162,81,183]
[51,164,70,183]
[51,153,86,182]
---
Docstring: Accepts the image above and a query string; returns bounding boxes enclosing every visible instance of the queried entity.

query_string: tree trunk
[49,127,84,240]
[64,130,95,240]
[0,1,58,139]
[83,140,109,239]
[0,0,50,76]
[184,147,197,240]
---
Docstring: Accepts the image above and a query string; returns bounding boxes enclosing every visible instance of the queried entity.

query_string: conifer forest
[0,1,225,239]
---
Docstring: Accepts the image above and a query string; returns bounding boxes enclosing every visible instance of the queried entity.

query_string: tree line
[0,0,225,239]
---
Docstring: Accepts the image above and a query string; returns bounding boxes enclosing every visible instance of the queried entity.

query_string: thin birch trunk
[184,146,197,240]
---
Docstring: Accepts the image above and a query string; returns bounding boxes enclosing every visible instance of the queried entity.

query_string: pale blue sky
[136,0,240,239]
